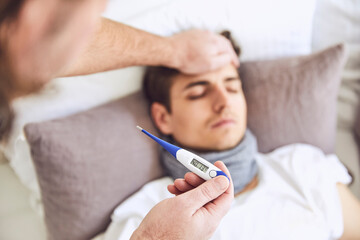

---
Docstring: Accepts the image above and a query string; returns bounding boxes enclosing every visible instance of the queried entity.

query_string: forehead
[171,64,239,90]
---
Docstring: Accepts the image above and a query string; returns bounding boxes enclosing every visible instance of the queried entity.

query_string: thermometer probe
[137,126,229,181]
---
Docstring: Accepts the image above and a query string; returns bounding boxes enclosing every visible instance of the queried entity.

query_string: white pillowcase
[105,0,316,60]
[1,0,317,214]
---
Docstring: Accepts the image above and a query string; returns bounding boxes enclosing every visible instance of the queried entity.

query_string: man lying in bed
[100,31,360,240]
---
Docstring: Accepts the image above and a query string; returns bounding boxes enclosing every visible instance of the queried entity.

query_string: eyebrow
[225,76,241,82]
[184,81,209,90]
[183,76,241,90]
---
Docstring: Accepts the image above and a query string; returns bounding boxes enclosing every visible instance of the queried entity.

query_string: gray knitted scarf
[160,129,258,193]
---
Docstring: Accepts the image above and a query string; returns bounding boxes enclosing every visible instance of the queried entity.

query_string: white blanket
[97,144,351,240]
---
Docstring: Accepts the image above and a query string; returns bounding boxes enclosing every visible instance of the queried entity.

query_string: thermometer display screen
[190,158,209,173]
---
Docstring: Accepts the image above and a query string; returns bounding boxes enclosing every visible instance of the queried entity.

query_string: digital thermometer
[137,126,229,181]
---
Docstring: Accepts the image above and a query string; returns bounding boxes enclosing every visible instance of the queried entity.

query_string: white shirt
[99,144,352,240]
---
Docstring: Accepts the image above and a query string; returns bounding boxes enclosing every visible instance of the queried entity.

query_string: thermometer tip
[136,125,143,131]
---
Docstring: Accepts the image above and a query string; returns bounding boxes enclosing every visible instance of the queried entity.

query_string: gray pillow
[239,44,346,154]
[24,44,345,240]
[25,92,164,240]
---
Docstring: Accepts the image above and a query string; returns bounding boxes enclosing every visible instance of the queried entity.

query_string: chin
[184,128,246,151]
[211,138,241,151]
[212,130,245,151]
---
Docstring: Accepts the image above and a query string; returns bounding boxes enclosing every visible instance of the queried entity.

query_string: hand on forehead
[170,30,240,75]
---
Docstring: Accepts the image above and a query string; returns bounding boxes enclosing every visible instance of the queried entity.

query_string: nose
[212,86,230,113]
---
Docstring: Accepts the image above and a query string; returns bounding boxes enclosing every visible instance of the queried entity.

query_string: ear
[151,102,173,135]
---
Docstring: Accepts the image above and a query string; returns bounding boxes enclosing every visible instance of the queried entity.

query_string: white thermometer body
[137,126,229,181]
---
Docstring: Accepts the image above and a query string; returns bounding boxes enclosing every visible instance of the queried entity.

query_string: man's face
[153,64,247,151]
[3,0,107,96]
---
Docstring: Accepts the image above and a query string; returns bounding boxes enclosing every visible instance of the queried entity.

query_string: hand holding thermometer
[137,126,229,181]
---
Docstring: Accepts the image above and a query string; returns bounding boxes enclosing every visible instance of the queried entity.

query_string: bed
[0,0,359,239]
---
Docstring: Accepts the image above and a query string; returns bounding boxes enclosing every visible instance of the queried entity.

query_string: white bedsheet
[96,144,351,240]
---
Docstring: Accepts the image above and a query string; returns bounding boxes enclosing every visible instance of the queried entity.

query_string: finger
[174,178,195,192]
[214,161,233,195]
[202,161,234,217]
[231,55,240,68]
[167,184,183,195]
[184,172,205,187]
[208,53,234,71]
[213,35,231,52]
[230,52,240,67]
[179,173,230,213]
[184,161,233,194]
[215,36,240,68]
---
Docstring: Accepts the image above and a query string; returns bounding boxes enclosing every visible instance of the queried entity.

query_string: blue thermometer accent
[137,126,229,181]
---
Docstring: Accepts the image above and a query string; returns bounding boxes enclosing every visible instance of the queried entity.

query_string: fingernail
[215,176,229,191]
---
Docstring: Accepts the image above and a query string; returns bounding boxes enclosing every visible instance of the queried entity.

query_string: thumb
[180,176,229,211]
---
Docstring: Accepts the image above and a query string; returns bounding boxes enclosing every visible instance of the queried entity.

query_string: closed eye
[225,77,242,93]
[188,93,206,100]
[187,86,207,100]
[184,81,209,100]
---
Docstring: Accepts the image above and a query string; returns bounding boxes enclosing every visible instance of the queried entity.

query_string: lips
[211,119,236,129]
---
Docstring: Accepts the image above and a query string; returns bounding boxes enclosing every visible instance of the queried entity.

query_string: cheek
[64,3,101,44]
[8,0,102,79]
[170,102,207,141]
[233,93,247,113]
[234,94,248,132]
[172,105,201,129]
[42,2,102,74]
[241,96,247,117]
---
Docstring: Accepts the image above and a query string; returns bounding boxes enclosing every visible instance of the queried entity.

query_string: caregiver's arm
[337,183,360,240]
[60,18,239,77]
[131,161,234,240]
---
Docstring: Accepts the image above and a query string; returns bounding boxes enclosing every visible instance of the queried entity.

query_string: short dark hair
[0,0,25,142]
[0,0,24,23]
[142,30,241,112]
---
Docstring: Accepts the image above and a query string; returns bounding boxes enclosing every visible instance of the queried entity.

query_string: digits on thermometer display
[190,158,209,173]
[137,126,229,181]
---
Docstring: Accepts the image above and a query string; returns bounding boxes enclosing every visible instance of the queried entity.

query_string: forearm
[337,183,360,240]
[60,18,176,77]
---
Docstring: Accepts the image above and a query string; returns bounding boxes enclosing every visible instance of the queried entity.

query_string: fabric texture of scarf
[160,129,258,193]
